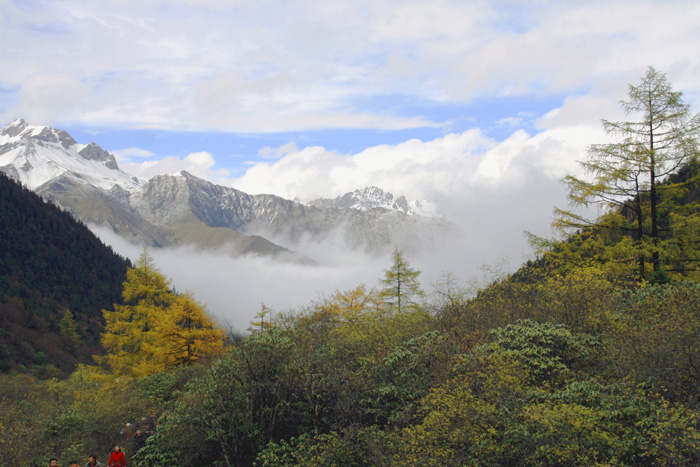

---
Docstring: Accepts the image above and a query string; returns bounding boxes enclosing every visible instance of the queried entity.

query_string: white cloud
[119,150,230,180]
[257,142,299,160]
[229,119,591,207]
[496,116,522,128]
[1,0,698,131]
[110,147,156,161]
[14,73,92,125]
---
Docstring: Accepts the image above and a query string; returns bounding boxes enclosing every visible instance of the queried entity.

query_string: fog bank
[89,165,572,333]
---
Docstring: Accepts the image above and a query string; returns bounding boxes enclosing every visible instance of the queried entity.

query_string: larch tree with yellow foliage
[98,252,224,378]
[555,66,700,279]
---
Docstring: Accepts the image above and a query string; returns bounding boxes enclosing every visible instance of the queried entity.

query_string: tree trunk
[649,112,660,272]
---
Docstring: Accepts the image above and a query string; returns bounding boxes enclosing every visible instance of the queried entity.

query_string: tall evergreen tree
[379,247,424,313]
[556,66,700,278]
[158,292,225,366]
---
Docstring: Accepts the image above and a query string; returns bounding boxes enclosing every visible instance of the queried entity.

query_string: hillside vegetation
[0,172,130,376]
[2,67,700,466]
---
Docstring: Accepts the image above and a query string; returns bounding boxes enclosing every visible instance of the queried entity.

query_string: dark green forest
[1,67,700,466]
[0,171,130,376]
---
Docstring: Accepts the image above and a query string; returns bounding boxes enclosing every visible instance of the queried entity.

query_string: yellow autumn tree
[157,292,225,366]
[97,252,224,378]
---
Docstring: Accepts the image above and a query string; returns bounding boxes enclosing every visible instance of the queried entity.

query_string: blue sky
[61,92,565,176]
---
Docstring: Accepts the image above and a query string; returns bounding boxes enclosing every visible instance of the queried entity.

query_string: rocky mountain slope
[133,171,453,254]
[0,118,138,191]
[0,120,454,263]
[308,186,437,217]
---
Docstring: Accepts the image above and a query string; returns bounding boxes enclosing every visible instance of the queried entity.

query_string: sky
[3,0,700,330]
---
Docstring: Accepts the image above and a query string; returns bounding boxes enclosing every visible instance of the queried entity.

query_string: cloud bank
[1,1,698,132]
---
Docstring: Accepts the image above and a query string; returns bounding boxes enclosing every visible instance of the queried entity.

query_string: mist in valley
[91,162,570,334]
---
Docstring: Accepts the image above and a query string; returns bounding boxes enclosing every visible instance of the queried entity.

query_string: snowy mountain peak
[0,120,453,262]
[1,119,76,149]
[78,142,119,170]
[308,186,437,217]
[1,118,29,137]
[0,119,140,191]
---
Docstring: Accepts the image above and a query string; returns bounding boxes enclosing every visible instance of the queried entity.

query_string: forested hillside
[1,68,700,466]
[0,172,130,375]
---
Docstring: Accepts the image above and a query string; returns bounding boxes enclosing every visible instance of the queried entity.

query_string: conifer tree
[98,252,224,378]
[248,303,274,333]
[59,309,82,348]
[99,252,171,376]
[556,66,700,278]
[157,292,224,366]
[379,247,424,313]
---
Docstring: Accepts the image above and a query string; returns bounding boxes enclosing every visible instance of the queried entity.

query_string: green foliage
[255,427,396,467]
[0,172,130,374]
[132,427,179,467]
[59,309,83,348]
[396,348,700,466]
[142,328,297,467]
[648,267,672,285]
[33,351,50,366]
[0,368,160,466]
[446,262,619,340]
[396,352,531,467]
[546,380,700,466]
[364,330,449,426]
[601,281,700,406]
[136,366,187,406]
[379,247,425,313]
[482,319,602,384]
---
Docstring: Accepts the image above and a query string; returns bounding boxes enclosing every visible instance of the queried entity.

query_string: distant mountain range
[308,186,437,217]
[0,119,454,263]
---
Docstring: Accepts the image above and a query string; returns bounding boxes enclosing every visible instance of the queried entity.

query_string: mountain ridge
[0,120,455,262]
[308,186,437,217]
[0,118,140,191]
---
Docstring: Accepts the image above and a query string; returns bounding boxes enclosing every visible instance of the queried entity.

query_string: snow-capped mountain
[0,119,140,191]
[308,186,438,217]
[130,171,452,254]
[0,120,455,262]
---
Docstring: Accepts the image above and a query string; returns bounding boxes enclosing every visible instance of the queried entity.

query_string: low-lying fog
[91,169,573,334]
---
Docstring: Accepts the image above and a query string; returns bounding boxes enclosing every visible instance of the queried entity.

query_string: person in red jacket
[107,445,126,467]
